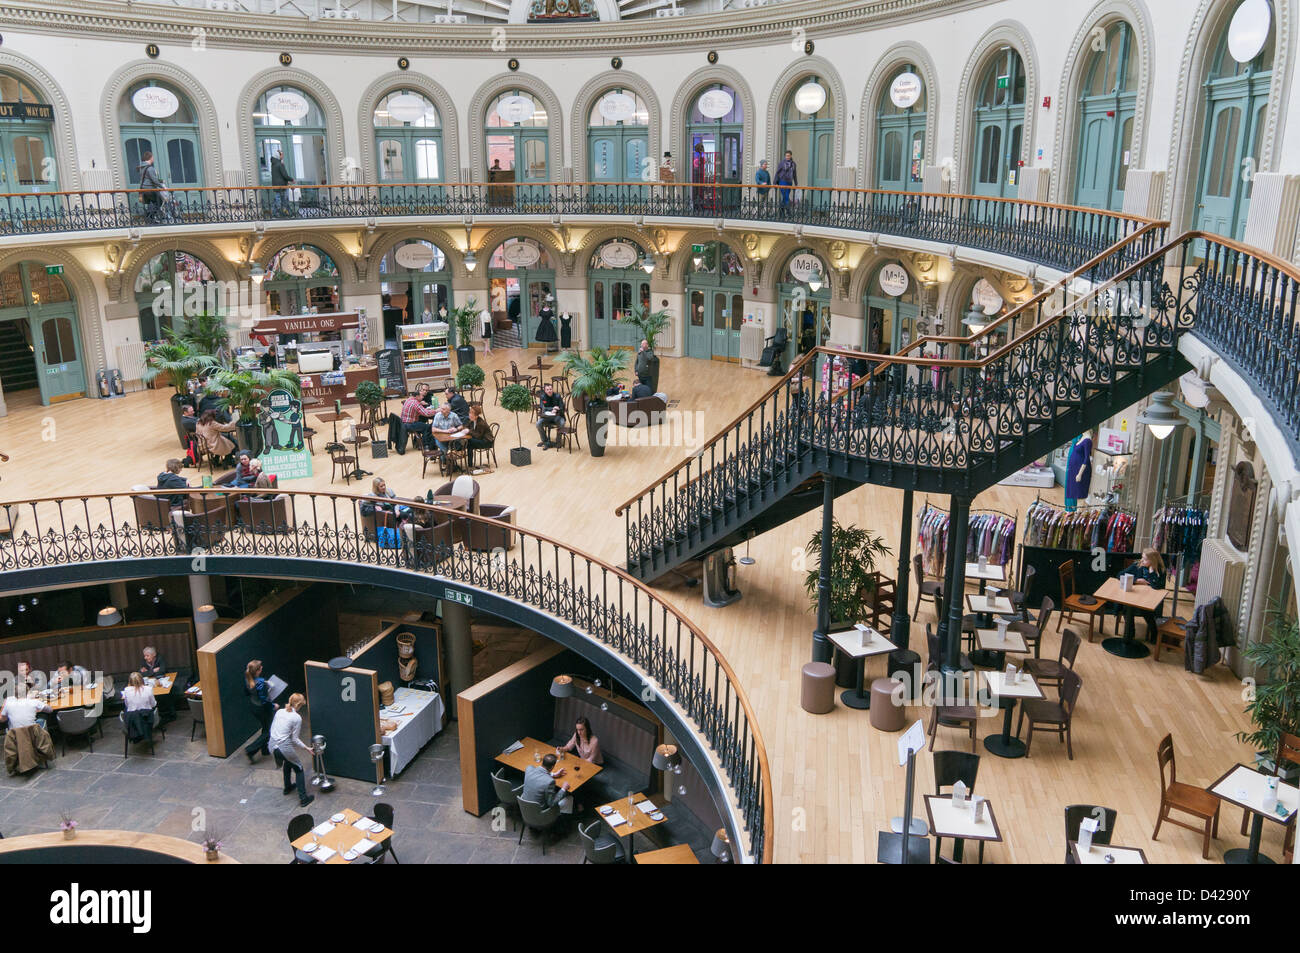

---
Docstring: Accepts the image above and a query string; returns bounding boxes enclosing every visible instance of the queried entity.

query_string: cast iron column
[811,474,836,664]
[889,490,915,651]
[939,495,972,671]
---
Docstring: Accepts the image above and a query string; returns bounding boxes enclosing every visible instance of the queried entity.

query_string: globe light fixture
[1137,391,1182,441]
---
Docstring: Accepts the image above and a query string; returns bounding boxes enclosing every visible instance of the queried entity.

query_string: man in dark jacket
[154,458,189,507]
[444,386,471,420]
[775,150,798,208]
[137,152,170,223]
[634,338,657,389]
[269,150,295,217]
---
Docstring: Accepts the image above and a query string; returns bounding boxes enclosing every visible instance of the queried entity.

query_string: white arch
[859,43,941,190]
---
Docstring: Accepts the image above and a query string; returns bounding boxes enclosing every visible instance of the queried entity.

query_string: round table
[427,494,468,512]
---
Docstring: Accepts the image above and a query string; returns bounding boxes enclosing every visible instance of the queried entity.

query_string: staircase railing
[0,490,773,863]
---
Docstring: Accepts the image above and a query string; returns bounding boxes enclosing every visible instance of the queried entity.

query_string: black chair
[119,710,164,757]
[364,802,399,864]
[187,696,206,741]
[578,820,625,864]
[1024,628,1082,693]
[55,708,97,755]
[1064,804,1117,863]
[933,750,982,863]
[1016,667,1082,759]
[287,812,316,864]
[925,625,978,752]
[491,768,523,832]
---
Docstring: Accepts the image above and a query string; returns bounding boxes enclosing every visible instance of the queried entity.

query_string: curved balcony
[0,490,773,864]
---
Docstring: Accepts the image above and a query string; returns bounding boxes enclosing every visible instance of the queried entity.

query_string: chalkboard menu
[376,348,404,391]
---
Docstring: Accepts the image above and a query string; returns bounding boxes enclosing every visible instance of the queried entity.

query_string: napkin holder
[951,780,968,808]
[1119,573,1132,592]
[1004,663,1018,684]
[972,795,986,823]
[977,555,988,572]
[855,623,872,648]
[995,618,1008,640]
[1078,816,1098,852]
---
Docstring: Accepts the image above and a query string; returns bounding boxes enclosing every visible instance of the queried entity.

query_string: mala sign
[787,251,825,283]
[131,86,180,119]
[257,388,312,481]
[599,241,639,268]
[972,278,1003,315]
[878,263,909,297]
[280,248,321,277]
[265,90,311,122]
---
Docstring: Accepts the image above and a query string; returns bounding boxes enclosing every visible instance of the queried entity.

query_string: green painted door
[35,309,83,404]
[686,288,711,359]
[708,290,744,361]
[588,127,648,204]
[588,275,645,351]
[971,49,1027,199]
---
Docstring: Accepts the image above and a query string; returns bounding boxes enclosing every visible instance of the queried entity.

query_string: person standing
[137,151,171,224]
[755,159,772,202]
[269,693,315,808]
[244,659,277,762]
[775,150,798,209]
[269,150,295,218]
[479,304,494,355]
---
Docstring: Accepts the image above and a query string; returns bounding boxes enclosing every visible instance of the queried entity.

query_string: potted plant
[802,520,893,629]
[625,304,670,392]
[500,383,533,467]
[213,366,302,456]
[1237,610,1300,780]
[561,347,630,458]
[451,297,479,368]
[60,814,77,840]
[455,361,485,394]
[169,312,232,367]
[199,829,223,862]
[354,378,386,437]
[142,340,216,446]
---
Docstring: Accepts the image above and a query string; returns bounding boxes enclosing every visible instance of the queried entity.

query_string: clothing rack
[1022,497,1137,553]
[916,501,1017,576]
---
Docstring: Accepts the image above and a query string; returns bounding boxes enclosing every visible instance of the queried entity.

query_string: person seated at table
[179,403,197,434]
[139,646,166,680]
[444,386,471,420]
[197,386,231,424]
[0,686,52,730]
[231,449,256,487]
[1119,547,1166,640]
[522,752,574,815]
[154,458,190,507]
[430,403,464,453]
[15,661,34,692]
[399,384,440,452]
[557,715,603,765]
[360,477,412,524]
[269,693,315,808]
[122,672,157,715]
[465,404,492,457]
[53,660,90,691]
[196,409,240,466]
[251,471,277,500]
[535,383,565,450]
[606,382,628,400]
[630,375,668,403]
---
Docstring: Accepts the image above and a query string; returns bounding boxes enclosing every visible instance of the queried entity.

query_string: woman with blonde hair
[1120,546,1167,640]
[243,659,277,763]
[268,692,314,807]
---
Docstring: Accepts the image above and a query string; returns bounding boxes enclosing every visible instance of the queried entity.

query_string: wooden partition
[0,619,197,686]
[196,585,339,757]
[303,660,380,783]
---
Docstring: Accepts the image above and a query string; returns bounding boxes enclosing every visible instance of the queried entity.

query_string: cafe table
[290,807,393,864]
[42,685,103,712]
[923,794,1002,863]
[146,672,179,697]
[494,736,603,792]
[1094,577,1165,659]
[428,494,469,512]
[826,625,897,709]
[527,356,552,374]
[315,409,352,447]
[597,791,667,860]
[966,594,1016,666]
[965,561,1005,595]
[972,627,1030,669]
[981,670,1044,759]
[635,843,699,865]
[1069,841,1149,864]
[1207,763,1300,864]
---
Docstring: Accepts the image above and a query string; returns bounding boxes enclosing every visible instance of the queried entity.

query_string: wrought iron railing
[0,180,1154,275]
[0,490,772,863]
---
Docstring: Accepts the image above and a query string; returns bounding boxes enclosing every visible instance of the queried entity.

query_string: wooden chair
[1005,564,1037,623]
[1154,616,1188,662]
[1238,732,1300,842]
[1016,668,1081,759]
[492,369,508,405]
[913,553,943,620]
[329,446,357,485]
[925,625,977,752]
[867,572,896,633]
[1152,732,1220,859]
[470,422,500,470]
[555,418,582,453]
[1064,804,1117,863]
[421,443,445,480]
[463,386,485,407]
[1023,628,1082,693]
[1008,595,1054,659]
[1058,559,1107,641]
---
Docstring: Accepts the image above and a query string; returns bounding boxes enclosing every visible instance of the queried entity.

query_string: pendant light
[806,264,823,293]
[1137,391,1182,440]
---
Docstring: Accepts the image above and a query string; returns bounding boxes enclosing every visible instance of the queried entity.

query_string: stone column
[189,575,216,646]
[441,600,473,718]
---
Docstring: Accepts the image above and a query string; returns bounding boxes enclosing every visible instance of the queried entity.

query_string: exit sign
[45,265,63,275]
[691,244,705,254]
[444,588,473,608]
[996,75,1009,89]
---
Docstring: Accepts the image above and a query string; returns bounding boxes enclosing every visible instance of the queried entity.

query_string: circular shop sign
[266,90,311,122]
[496,95,536,125]
[501,241,541,267]
[132,86,180,119]
[280,248,322,278]
[794,81,827,115]
[696,88,734,119]
[972,278,1003,315]
[394,243,435,269]
[597,92,638,123]
[599,241,639,268]
[1228,0,1271,64]
[878,262,910,297]
[788,251,825,283]
[889,71,923,109]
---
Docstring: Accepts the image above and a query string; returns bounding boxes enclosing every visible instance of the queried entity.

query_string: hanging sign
[265,90,311,122]
[257,388,312,481]
[131,86,180,119]
[495,94,536,124]
[0,102,52,121]
[1228,0,1271,64]
[793,81,827,115]
[279,247,321,277]
[599,241,639,268]
[973,278,1003,315]
[878,262,909,297]
[889,72,923,109]
[385,93,429,123]
[394,242,435,269]
[597,92,638,123]
[696,88,734,119]
[501,241,541,267]
[787,251,825,283]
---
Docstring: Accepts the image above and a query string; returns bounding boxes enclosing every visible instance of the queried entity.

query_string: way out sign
[444,588,473,608]
[45,265,63,275]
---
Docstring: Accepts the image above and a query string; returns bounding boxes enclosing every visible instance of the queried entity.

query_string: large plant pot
[639,352,661,392]
[585,399,610,457]
[169,392,190,449]
[235,419,263,457]
[455,344,477,368]
[510,447,531,467]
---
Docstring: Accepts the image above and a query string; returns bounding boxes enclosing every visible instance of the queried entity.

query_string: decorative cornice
[952,20,1040,194]
[858,43,940,190]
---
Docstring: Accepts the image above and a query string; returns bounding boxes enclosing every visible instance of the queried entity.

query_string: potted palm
[500,383,533,467]
[213,366,301,456]
[451,297,479,368]
[142,340,216,446]
[561,347,629,458]
[169,312,232,367]
[802,520,893,628]
[625,304,670,392]
[1237,610,1300,780]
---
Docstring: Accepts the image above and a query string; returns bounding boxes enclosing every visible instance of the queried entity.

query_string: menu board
[376,348,405,391]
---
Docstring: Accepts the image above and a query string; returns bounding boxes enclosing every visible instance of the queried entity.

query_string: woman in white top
[122,672,157,713]
[269,693,315,808]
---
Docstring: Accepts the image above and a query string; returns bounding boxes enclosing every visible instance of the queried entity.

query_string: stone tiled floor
[0,713,585,864]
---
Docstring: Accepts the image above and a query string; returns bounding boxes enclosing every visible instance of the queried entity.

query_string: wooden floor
[0,351,1261,864]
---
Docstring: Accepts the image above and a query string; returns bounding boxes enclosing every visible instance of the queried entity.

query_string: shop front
[378,238,453,347]
[588,238,650,351]
[488,238,554,347]
[777,248,831,366]
[863,260,919,354]
[262,244,340,316]
[685,241,745,361]
[0,261,83,405]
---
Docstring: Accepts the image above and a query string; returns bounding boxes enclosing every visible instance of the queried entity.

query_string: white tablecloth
[381,687,444,775]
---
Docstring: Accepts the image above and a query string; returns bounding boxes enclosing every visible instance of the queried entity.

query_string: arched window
[686,83,743,208]
[253,85,329,199]
[485,90,549,202]
[587,89,649,187]
[971,49,1026,198]
[133,250,220,342]
[0,73,57,190]
[263,243,340,316]
[373,89,442,183]
[120,80,202,189]
[1194,1,1274,238]
[780,77,835,199]
[876,65,926,193]
[1075,22,1139,211]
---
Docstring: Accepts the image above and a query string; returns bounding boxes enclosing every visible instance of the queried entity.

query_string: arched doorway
[1193,3,1273,239]
[876,65,927,193]
[0,73,57,192]
[971,49,1026,198]
[373,89,443,197]
[485,91,549,205]
[686,83,743,212]
[863,260,919,354]
[588,238,650,351]
[777,248,831,366]
[262,244,340,316]
[253,85,329,212]
[587,88,649,203]
[120,80,203,190]
[1074,21,1138,211]
[488,238,554,347]
[133,250,221,342]
[685,241,745,361]
[780,77,835,206]
[0,261,82,404]
[378,238,453,347]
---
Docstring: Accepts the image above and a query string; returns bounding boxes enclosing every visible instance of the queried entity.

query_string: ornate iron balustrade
[0,180,1152,276]
[0,490,772,864]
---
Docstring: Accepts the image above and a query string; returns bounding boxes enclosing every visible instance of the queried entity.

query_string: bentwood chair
[913,554,944,620]
[1016,668,1081,759]
[1064,804,1118,863]
[1152,733,1220,860]
[492,369,508,405]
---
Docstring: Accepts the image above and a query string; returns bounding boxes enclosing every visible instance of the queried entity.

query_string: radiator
[1194,537,1247,617]
[116,342,147,381]
[739,323,767,362]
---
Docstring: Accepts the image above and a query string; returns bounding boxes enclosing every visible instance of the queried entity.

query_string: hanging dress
[535,305,558,343]
[559,313,573,349]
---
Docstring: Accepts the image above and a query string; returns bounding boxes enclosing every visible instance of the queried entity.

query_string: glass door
[708,291,743,361]
[520,131,549,204]
[35,311,83,403]
[686,289,710,358]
